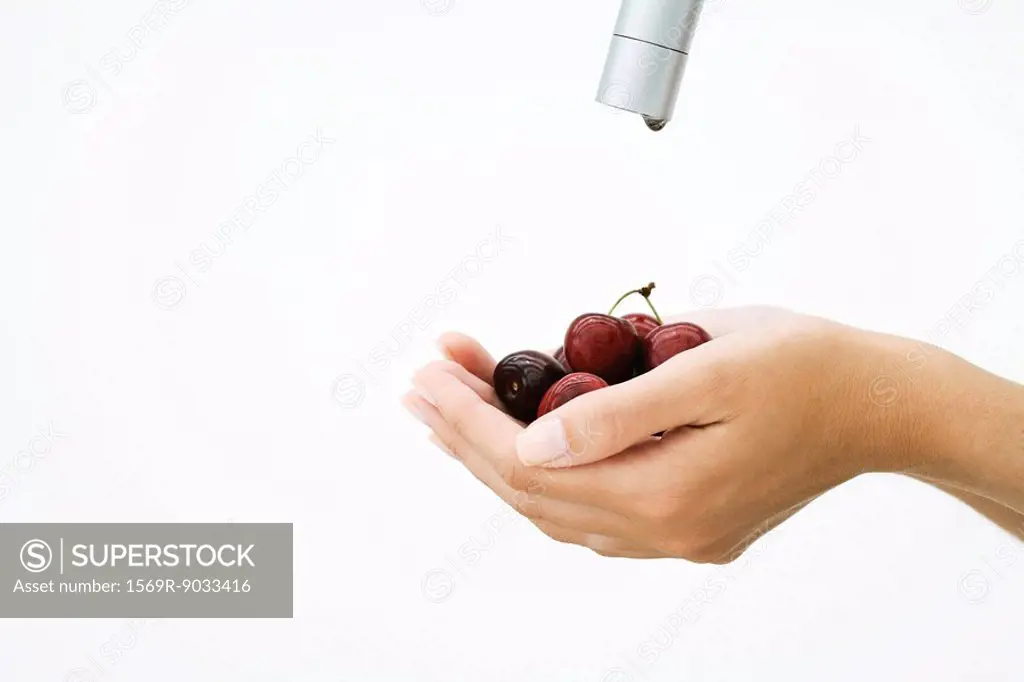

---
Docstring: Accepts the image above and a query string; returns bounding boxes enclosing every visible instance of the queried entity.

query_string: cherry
[624,314,660,378]
[553,346,570,371]
[564,314,640,385]
[493,350,567,423]
[490,282,676,420]
[621,313,660,338]
[643,323,712,370]
[537,372,609,418]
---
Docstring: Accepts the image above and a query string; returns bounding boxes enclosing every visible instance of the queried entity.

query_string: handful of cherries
[493,283,712,424]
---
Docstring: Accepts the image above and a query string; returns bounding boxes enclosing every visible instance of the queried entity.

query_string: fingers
[412,365,522,448]
[402,390,636,537]
[514,341,733,468]
[436,332,497,385]
[412,365,619,505]
[421,402,663,556]
[404,390,522,498]
[428,359,504,411]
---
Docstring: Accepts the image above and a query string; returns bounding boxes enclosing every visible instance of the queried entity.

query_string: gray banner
[0,523,292,618]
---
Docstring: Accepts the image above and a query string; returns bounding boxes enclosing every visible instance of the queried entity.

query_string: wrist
[868,334,1024,511]
[928,357,1024,512]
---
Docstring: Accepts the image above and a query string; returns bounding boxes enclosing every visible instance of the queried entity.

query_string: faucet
[596,0,705,131]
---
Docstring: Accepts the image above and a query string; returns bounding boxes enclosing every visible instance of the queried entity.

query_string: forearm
[911,475,1024,540]
[922,353,1024,513]
[872,334,1024,514]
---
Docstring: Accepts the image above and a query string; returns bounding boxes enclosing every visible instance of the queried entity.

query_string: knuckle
[604,405,629,454]
[559,420,593,464]
[591,392,631,452]
[562,398,614,461]
[446,408,471,440]
[446,402,488,443]
[498,458,530,491]
[524,472,550,497]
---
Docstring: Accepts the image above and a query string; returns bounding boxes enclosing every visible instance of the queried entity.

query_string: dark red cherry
[537,373,608,418]
[553,346,570,371]
[564,314,640,385]
[621,312,660,338]
[622,313,661,377]
[643,322,712,370]
[493,350,568,423]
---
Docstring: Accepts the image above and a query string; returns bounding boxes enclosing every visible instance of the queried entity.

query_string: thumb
[515,342,728,468]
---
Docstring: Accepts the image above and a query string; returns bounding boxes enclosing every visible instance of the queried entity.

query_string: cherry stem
[642,293,663,324]
[608,282,663,324]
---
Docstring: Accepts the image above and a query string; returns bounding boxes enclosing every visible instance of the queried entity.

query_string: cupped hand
[404,307,1007,562]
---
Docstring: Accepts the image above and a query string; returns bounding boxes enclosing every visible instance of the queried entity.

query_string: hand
[405,307,1024,562]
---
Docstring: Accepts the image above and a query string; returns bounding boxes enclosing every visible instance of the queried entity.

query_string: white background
[2,0,1023,679]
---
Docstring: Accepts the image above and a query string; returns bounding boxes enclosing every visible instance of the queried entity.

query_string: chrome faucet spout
[596,0,705,131]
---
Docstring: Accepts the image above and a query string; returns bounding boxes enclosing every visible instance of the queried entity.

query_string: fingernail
[516,417,569,466]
